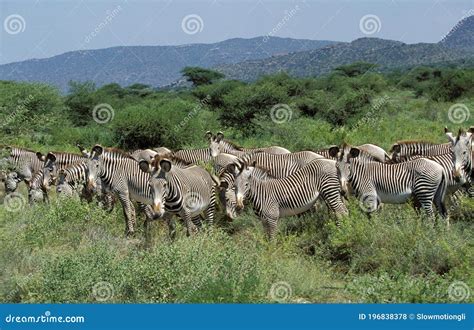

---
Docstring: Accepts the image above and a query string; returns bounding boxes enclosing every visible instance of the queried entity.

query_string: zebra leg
[183,212,198,237]
[164,214,176,240]
[259,209,279,240]
[203,198,216,227]
[117,193,136,237]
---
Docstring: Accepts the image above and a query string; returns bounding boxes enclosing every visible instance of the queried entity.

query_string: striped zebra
[317,144,390,163]
[86,145,160,236]
[28,169,52,204]
[220,157,348,239]
[237,151,324,179]
[40,151,85,191]
[173,147,213,164]
[446,128,473,187]
[207,131,290,157]
[56,162,116,211]
[390,141,451,162]
[138,155,217,236]
[329,144,447,219]
[216,153,277,218]
[4,147,45,188]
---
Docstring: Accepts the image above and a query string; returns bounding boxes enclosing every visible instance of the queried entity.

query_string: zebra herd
[1,127,472,239]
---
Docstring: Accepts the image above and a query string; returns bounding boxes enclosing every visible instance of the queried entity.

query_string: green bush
[112,98,220,149]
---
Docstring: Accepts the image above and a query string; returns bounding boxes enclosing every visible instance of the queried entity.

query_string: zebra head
[56,169,74,197]
[446,128,473,184]
[219,164,241,219]
[224,157,256,211]
[41,152,58,191]
[85,145,103,192]
[139,156,170,217]
[329,145,360,196]
[207,131,224,157]
[389,143,402,162]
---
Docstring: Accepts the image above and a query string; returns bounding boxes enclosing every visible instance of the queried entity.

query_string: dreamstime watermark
[4,192,27,212]
[173,95,211,133]
[92,103,115,124]
[358,193,380,213]
[269,281,292,302]
[270,103,292,124]
[354,94,390,130]
[263,5,300,43]
[84,5,122,44]
[92,281,114,302]
[181,14,204,35]
[0,94,34,129]
[440,9,474,43]
[3,14,26,35]
[448,281,470,302]
[5,311,85,324]
[359,14,381,35]
[448,103,470,124]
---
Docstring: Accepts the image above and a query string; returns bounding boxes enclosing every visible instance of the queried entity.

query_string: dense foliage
[0,64,473,303]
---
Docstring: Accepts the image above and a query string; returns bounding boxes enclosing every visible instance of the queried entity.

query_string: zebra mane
[103,147,136,160]
[163,152,194,167]
[5,145,37,154]
[221,139,244,151]
[392,140,446,147]
[151,153,192,168]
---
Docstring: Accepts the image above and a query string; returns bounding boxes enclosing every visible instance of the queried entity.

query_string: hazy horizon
[1,0,473,65]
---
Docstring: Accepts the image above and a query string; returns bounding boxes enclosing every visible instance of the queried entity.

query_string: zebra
[219,159,277,219]
[4,147,45,190]
[28,169,52,204]
[56,162,116,211]
[207,131,290,157]
[316,144,390,163]
[40,151,86,191]
[220,157,348,239]
[446,128,473,187]
[138,154,217,236]
[329,144,447,220]
[86,145,160,236]
[390,141,451,162]
[235,151,324,179]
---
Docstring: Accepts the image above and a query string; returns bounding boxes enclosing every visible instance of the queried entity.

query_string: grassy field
[0,66,473,303]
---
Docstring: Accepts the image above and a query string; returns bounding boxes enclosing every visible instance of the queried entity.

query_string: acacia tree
[181,67,225,86]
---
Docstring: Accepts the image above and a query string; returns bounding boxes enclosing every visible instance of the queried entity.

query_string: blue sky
[1,0,473,64]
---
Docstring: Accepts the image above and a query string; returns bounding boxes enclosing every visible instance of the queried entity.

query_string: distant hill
[217,35,474,81]
[0,37,335,92]
[440,15,474,51]
[1,15,473,91]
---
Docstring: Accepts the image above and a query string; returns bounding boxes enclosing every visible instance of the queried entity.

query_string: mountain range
[1,16,473,91]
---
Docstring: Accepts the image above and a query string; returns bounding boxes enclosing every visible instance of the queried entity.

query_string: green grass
[1,190,472,303]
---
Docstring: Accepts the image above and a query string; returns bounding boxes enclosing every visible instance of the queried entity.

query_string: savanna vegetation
[0,63,473,303]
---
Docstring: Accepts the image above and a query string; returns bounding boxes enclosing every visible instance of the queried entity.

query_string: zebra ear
[390,144,401,153]
[205,131,213,141]
[349,148,360,158]
[160,159,172,173]
[220,181,228,189]
[76,143,90,157]
[36,152,45,161]
[91,145,103,158]
[139,160,151,173]
[328,146,339,158]
[226,163,236,174]
[46,152,56,164]
[216,131,224,142]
